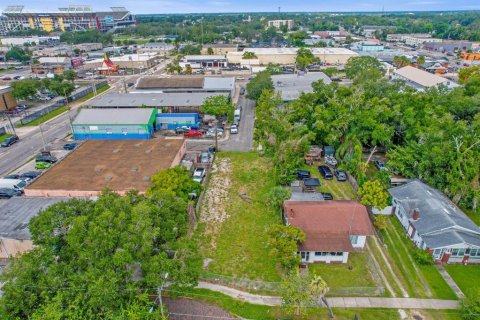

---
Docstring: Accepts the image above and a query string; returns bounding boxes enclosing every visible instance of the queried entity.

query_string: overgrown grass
[445,264,480,299]
[76,84,110,103]
[19,106,70,127]
[301,163,357,200]
[0,133,13,143]
[195,152,282,282]
[308,253,376,289]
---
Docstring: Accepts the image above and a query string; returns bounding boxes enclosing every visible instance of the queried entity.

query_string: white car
[192,168,205,183]
[230,124,238,134]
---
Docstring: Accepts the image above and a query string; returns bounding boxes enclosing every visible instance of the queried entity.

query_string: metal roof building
[272,72,331,101]
[392,66,459,91]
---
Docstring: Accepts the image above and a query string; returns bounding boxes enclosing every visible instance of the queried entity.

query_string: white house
[283,200,373,264]
[389,180,480,264]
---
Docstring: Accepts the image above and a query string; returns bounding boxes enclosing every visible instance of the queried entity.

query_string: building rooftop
[72,108,156,125]
[37,57,70,64]
[136,76,235,91]
[184,55,227,61]
[272,72,331,101]
[283,200,373,252]
[236,47,357,55]
[0,197,69,240]
[394,66,449,88]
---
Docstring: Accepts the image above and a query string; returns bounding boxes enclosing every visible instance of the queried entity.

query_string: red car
[183,129,204,138]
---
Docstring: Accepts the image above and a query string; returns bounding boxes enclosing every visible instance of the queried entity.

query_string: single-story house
[389,180,480,264]
[283,200,373,264]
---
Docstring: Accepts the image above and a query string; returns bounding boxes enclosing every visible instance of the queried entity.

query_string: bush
[373,215,389,230]
[412,249,434,265]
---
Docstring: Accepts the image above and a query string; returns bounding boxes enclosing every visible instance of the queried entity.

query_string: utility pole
[123,77,127,93]
[214,119,218,151]
[5,112,16,136]
[149,272,169,317]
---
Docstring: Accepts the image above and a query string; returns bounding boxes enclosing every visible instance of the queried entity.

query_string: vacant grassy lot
[195,152,282,282]
[445,264,480,298]
[0,133,13,143]
[309,253,377,289]
[20,106,69,126]
[301,163,357,200]
[77,84,110,103]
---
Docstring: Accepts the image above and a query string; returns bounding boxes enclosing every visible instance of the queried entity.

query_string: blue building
[72,108,157,140]
[156,113,200,130]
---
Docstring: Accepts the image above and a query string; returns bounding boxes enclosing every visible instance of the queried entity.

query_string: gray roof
[290,192,325,201]
[203,77,235,91]
[89,92,228,108]
[0,197,69,240]
[389,179,480,249]
[73,108,155,125]
[272,72,331,101]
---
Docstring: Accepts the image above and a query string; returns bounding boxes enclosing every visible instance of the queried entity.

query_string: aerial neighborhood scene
[1,0,480,319]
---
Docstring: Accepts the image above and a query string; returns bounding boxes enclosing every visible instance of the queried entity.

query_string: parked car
[184,129,204,138]
[240,87,246,95]
[236,76,245,80]
[296,169,311,180]
[1,76,12,81]
[206,128,224,137]
[200,152,210,164]
[20,171,41,180]
[16,104,28,112]
[0,188,17,199]
[35,161,51,169]
[230,124,238,134]
[128,82,134,87]
[321,192,334,200]
[35,155,57,163]
[175,126,190,134]
[334,169,347,182]
[374,160,387,171]
[325,155,337,167]
[1,135,19,147]
[318,165,333,179]
[63,143,78,150]
[192,168,206,183]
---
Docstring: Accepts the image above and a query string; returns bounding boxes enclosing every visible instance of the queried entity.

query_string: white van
[0,179,26,192]
[234,109,241,122]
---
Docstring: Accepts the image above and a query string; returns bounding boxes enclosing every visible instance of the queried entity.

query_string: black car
[35,155,57,163]
[318,165,333,179]
[63,143,78,150]
[20,171,41,179]
[1,135,19,147]
[3,174,20,179]
[321,192,333,200]
[334,169,347,182]
[0,188,17,199]
[296,169,311,180]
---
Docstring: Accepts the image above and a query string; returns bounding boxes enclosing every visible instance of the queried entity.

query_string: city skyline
[3,0,480,14]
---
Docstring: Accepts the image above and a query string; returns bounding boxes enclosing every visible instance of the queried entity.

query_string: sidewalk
[197,281,460,310]
[436,264,465,299]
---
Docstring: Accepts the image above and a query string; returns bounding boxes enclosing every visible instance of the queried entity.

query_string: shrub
[412,249,434,265]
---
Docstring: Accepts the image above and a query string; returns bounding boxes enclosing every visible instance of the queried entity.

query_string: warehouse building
[156,113,200,130]
[226,47,358,65]
[0,85,16,111]
[423,41,472,54]
[31,56,72,74]
[201,44,238,55]
[392,66,459,91]
[72,108,157,140]
[181,55,228,68]
[272,72,331,101]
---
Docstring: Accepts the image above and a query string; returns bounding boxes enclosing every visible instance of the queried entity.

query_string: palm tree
[310,275,333,318]
[242,51,257,60]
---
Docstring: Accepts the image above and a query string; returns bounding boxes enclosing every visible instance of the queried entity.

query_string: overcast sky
[5,0,480,14]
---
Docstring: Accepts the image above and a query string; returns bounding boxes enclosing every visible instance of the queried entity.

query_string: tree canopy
[246,71,274,101]
[345,56,385,83]
[200,95,235,121]
[5,46,31,62]
[295,47,318,70]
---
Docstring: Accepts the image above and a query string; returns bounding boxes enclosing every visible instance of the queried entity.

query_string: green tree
[242,51,257,60]
[416,55,426,66]
[5,46,31,62]
[459,65,480,84]
[246,71,273,101]
[207,47,214,55]
[267,186,291,210]
[310,275,332,317]
[295,47,318,70]
[322,66,338,77]
[11,79,40,100]
[73,48,81,55]
[179,44,201,55]
[345,56,385,83]
[373,214,389,230]
[48,80,74,98]
[268,225,305,271]
[288,31,308,46]
[393,55,411,67]
[63,70,77,83]
[358,179,389,210]
[264,63,283,75]
[462,288,480,320]
[147,166,202,200]
[280,273,318,317]
[200,95,235,121]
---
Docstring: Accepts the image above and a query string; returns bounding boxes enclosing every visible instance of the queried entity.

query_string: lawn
[0,133,13,143]
[301,163,357,200]
[195,152,283,282]
[445,264,480,298]
[76,84,110,103]
[19,106,70,126]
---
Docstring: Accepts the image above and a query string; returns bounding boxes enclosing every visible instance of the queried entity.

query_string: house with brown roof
[283,200,373,264]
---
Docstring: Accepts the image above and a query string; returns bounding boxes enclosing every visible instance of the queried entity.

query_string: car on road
[321,192,333,200]
[236,76,245,80]
[63,143,78,150]
[128,82,134,87]
[374,160,387,171]
[1,135,19,147]
[35,155,57,163]
[184,129,204,138]
[318,165,333,180]
[35,161,52,169]
[0,188,18,199]
[20,171,41,180]
[230,124,238,134]
[3,174,20,179]
[16,104,28,112]
[192,168,205,183]
[1,76,12,81]
[334,169,347,182]
[296,169,311,180]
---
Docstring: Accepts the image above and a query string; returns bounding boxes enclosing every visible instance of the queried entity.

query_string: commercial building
[181,55,228,68]
[227,48,358,66]
[0,5,135,35]
[25,138,187,197]
[389,180,480,264]
[392,66,458,91]
[72,108,157,140]
[272,72,331,101]
[423,41,472,54]
[0,85,16,111]
[201,44,238,55]
[267,19,294,30]
[282,200,373,264]
[83,53,158,71]
[134,76,236,97]
[89,91,228,113]
[32,45,72,57]
[0,197,69,263]
[351,41,384,52]
[156,113,200,130]
[0,35,59,45]
[136,42,174,55]
[31,56,72,74]
[72,42,103,52]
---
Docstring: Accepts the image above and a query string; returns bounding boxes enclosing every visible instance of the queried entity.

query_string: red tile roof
[283,200,373,252]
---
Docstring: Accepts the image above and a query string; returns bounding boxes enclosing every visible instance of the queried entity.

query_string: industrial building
[136,42,174,55]
[272,72,331,101]
[31,56,72,74]
[392,66,459,91]
[88,91,228,113]
[25,138,187,197]
[226,47,358,65]
[72,108,157,140]
[423,41,472,54]
[0,5,135,35]
[201,44,238,55]
[0,85,16,111]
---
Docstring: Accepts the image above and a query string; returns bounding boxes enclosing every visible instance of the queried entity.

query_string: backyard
[300,163,357,200]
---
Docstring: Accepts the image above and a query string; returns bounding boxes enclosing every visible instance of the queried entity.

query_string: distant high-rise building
[267,19,294,30]
[0,5,135,35]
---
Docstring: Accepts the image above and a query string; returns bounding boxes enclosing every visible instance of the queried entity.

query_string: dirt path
[366,240,396,297]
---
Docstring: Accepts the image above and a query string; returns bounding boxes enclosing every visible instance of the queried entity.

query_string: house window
[433,249,441,255]
[452,249,459,256]
[315,252,322,256]
[458,249,465,256]
[350,235,359,245]
[471,249,479,257]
